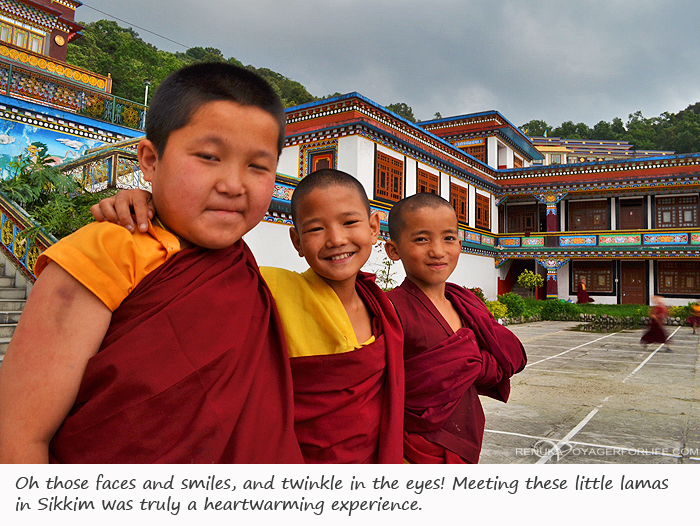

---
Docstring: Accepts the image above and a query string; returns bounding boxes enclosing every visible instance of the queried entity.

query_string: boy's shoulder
[36,220,181,311]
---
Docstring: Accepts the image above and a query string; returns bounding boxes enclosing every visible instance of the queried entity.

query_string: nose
[428,241,445,258]
[215,165,245,196]
[325,225,348,247]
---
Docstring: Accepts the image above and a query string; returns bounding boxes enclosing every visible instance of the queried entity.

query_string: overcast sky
[77,0,700,129]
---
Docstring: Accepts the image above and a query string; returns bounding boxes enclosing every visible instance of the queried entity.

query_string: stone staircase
[0,258,30,364]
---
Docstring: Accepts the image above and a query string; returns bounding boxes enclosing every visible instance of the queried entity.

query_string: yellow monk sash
[260,267,374,358]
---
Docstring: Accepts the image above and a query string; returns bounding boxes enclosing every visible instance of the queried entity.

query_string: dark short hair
[388,192,455,240]
[146,62,286,156]
[290,169,370,228]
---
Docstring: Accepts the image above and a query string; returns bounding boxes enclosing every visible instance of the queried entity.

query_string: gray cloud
[78,0,700,128]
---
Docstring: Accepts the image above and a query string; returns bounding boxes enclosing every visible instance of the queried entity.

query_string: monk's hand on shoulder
[90,189,155,233]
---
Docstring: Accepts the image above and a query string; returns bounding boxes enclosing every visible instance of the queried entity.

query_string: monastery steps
[0,263,28,361]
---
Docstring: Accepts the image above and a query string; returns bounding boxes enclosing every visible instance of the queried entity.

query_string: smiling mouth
[327,252,354,261]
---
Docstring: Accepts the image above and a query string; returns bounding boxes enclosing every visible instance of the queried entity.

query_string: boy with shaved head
[385,192,526,464]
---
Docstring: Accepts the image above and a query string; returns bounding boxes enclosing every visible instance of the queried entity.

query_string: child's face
[386,205,461,289]
[139,100,280,249]
[290,185,380,290]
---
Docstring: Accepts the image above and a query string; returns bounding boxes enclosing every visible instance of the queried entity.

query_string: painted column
[536,257,570,300]
[533,192,567,247]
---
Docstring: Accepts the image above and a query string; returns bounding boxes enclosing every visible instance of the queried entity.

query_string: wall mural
[0,119,104,179]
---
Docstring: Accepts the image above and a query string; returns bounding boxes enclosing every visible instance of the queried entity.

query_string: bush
[467,286,486,303]
[498,292,526,317]
[669,305,689,319]
[486,300,508,320]
[540,299,580,320]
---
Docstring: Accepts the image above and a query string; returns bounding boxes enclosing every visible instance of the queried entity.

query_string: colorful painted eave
[285,93,501,187]
[418,110,543,161]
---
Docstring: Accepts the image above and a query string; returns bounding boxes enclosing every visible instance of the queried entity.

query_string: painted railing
[0,52,146,131]
[0,190,55,281]
[496,230,700,251]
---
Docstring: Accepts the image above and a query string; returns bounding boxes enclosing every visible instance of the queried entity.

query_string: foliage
[386,102,416,123]
[68,20,316,108]
[516,269,543,297]
[520,101,700,154]
[668,305,689,319]
[370,241,399,291]
[466,286,486,303]
[497,292,526,317]
[485,300,508,320]
[0,146,115,240]
[540,299,580,320]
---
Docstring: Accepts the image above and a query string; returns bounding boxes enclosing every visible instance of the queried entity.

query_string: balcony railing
[0,48,145,131]
[495,229,700,252]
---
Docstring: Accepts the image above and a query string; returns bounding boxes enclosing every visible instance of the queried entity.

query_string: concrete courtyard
[480,321,700,464]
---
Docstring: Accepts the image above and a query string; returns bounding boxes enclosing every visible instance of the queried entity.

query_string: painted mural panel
[0,117,106,179]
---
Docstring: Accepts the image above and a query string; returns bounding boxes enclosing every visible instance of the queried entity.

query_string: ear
[368,212,381,245]
[289,226,304,257]
[137,139,159,183]
[384,240,401,262]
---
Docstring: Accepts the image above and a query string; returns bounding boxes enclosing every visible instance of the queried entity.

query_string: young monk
[384,192,526,464]
[91,169,405,464]
[0,63,303,463]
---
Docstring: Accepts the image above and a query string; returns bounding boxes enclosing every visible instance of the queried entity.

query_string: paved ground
[480,321,700,464]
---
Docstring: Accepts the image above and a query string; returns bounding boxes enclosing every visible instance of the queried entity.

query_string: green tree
[520,119,549,136]
[386,102,416,123]
[516,269,543,298]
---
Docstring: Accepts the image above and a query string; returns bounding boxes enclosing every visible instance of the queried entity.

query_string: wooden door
[621,261,646,304]
[619,200,644,230]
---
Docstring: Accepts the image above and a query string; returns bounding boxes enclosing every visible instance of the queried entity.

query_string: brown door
[621,261,646,304]
[619,200,644,230]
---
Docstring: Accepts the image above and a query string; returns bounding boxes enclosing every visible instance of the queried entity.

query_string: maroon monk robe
[290,272,404,464]
[387,279,526,464]
[50,240,303,464]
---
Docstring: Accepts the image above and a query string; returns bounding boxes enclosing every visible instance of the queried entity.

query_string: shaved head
[388,192,456,240]
[291,169,370,227]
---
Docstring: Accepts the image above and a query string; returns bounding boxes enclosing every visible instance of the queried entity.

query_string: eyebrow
[299,210,364,229]
[191,137,277,160]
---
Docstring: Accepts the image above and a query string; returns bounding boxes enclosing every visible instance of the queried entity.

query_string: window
[572,261,613,293]
[513,156,523,168]
[655,195,699,228]
[0,23,11,43]
[550,154,562,165]
[569,200,609,231]
[505,204,538,233]
[416,168,438,194]
[12,28,27,49]
[450,183,468,223]
[375,151,403,202]
[475,193,490,230]
[464,144,486,163]
[308,150,334,173]
[657,261,700,295]
[0,22,44,54]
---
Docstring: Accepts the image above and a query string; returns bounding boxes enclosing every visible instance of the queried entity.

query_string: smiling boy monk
[384,192,526,464]
[93,169,405,463]
[262,169,404,463]
[0,63,303,463]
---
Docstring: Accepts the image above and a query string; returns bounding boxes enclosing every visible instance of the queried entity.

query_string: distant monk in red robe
[577,277,594,303]
[385,193,526,463]
[0,63,303,463]
[641,296,671,351]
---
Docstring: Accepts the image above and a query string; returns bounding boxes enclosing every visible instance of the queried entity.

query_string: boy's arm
[91,188,155,233]
[0,262,111,463]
